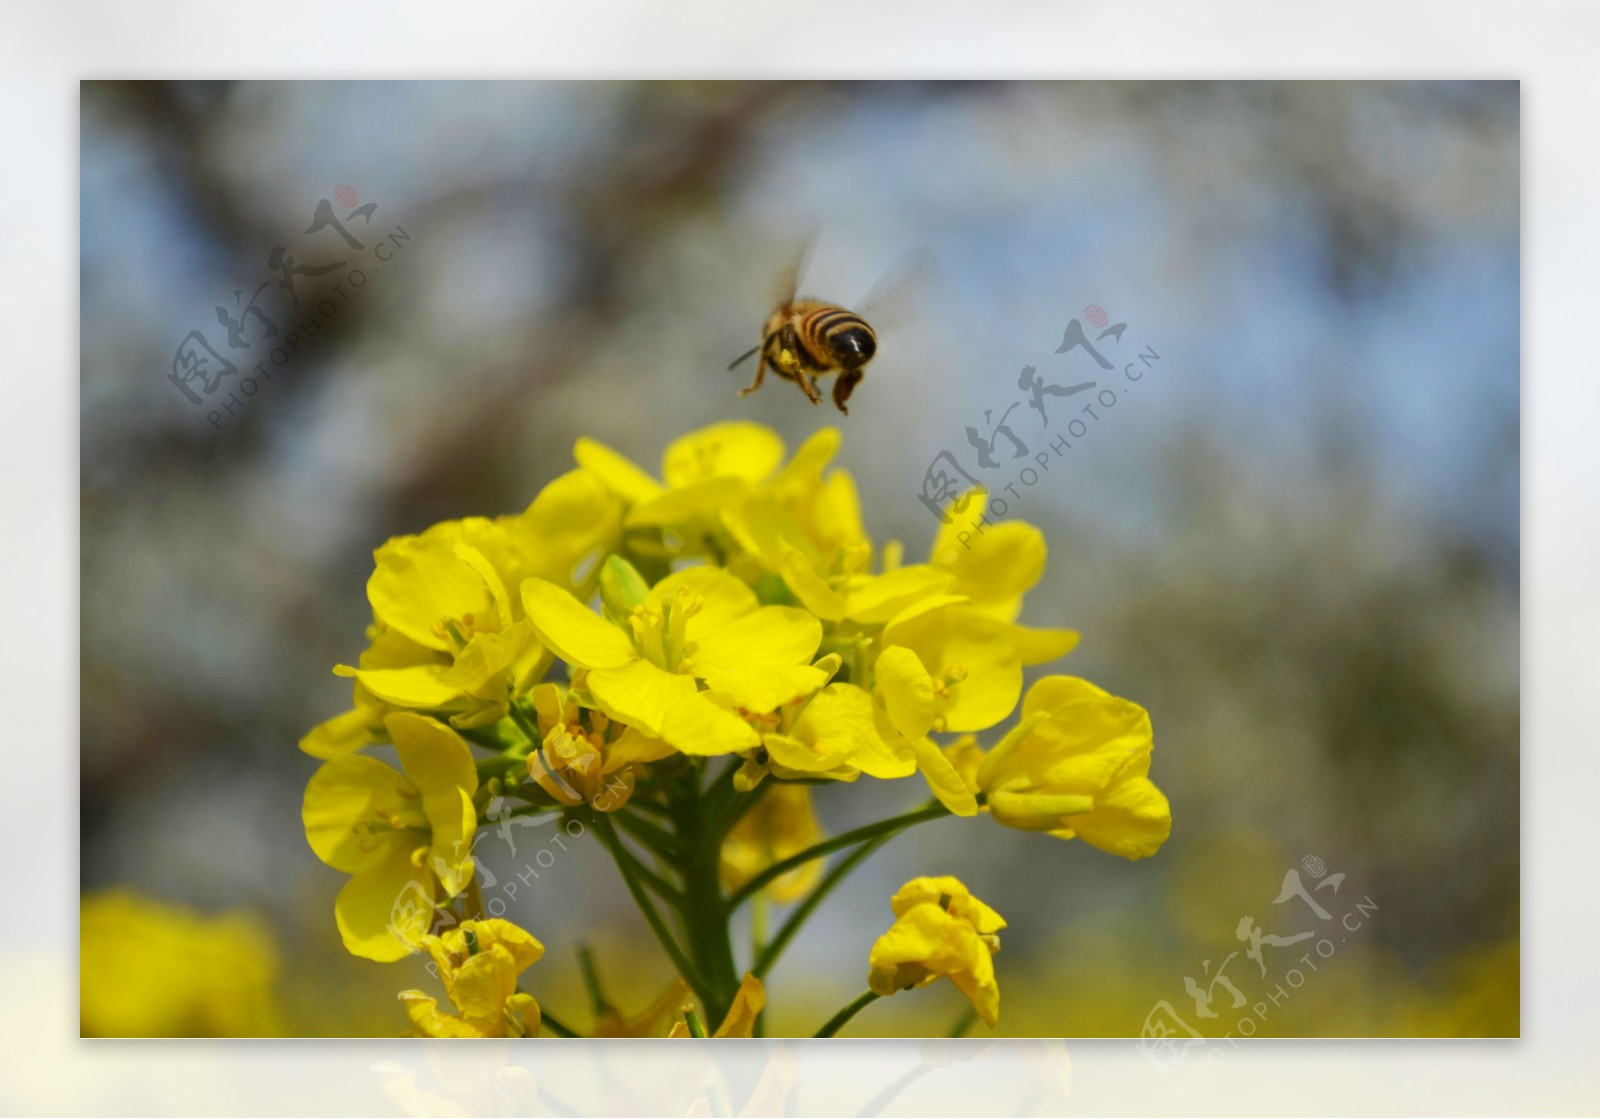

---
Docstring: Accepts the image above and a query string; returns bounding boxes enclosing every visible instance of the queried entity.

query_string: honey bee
[730,243,923,415]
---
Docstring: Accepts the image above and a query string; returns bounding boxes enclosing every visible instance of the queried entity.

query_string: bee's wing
[855,245,934,331]
[771,226,819,306]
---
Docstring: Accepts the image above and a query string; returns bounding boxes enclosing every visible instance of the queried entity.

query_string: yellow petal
[908,736,978,817]
[703,663,830,714]
[335,845,434,962]
[388,714,479,895]
[688,606,822,675]
[930,519,1046,622]
[574,437,665,505]
[882,605,1021,733]
[662,422,785,487]
[713,974,767,1038]
[442,620,541,697]
[604,725,678,770]
[874,645,936,740]
[522,578,637,669]
[299,704,382,759]
[367,521,503,653]
[388,713,478,800]
[659,691,761,756]
[1064,776,1172,860]
[302,754,417,874]
[840,565,954,624]
[587,659,701,738]
[399,991,483,1038]
[720,783,825,902]
[767,426,841,495]
[987,790,1097,830]
[449,943,522,1021]
[347,663,462,709]
[776,541,846,621]
[628,477,746,527]
[1005,624,1081,667]
[723,496,820,570]
[768,684,900,775]
[648,564,758,625]
[514,467,625,596]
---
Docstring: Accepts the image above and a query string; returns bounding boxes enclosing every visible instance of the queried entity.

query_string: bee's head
[832,327,877,369]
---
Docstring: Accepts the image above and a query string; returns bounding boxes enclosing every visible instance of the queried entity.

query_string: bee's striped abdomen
[798,305,877,371]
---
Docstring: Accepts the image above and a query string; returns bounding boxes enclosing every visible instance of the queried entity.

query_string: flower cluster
[300,421,1171,1035]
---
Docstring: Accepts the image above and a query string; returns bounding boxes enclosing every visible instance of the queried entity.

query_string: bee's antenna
[727,345,761,371]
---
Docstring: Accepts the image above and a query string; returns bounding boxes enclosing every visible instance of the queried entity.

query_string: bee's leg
[738,353,769,397]
[832,369,863,414]
[795,370,823,405]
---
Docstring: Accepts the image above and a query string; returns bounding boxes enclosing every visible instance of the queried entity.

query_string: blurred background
[79,80,1518,1039]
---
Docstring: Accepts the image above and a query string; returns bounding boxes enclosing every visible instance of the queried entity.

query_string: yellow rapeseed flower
[976,676,1171,860]
[80,890,283,1037]
[302,712,479,961]
[867,876,1006,1028]
[525,680,673,810]
[522,562,820,739]
[398,919,543,1038]
[576,421,785,533]
[720,782,826,902]
[667,973,767,1038]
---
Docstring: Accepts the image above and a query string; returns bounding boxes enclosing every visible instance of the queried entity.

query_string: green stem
[577,944,611,1016]
[625,850,687,908]
[506,704,543,751]
[539,1008,582,1038]
[711,776,771,842]
[751,894,769,1038]
[946,1006,978,1038]
[814,990,880,1038]
[590,812,711,1007]
[501,803,566,822]
[753,835,889,980]
[668,771,741,1024]
[625,797,675,820]
[726,802,951,911]
[612,809,684,857]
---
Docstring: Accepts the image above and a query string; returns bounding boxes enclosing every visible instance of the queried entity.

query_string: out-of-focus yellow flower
[976,676,1171,860]
[398,919,543,1038]
[302,713,479,962]
[522,562,820,739]
[879,597,1077,732]
[80,890,282,1037]
[720,783,826,902]
[505,467,626,598]
[594,978,690,1037]
[867,876,1005,1028]
[300,675,393,760]
[668,973,767,1038]
[525,680,673,810]
[927,491,1048,623]
[722,430,957,624]
[577,421,786,532]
